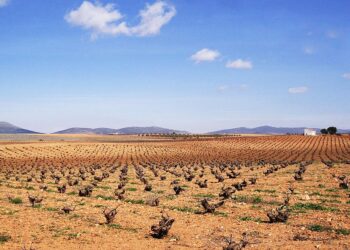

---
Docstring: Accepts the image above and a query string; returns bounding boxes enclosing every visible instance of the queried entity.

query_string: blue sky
[0,0,349,133]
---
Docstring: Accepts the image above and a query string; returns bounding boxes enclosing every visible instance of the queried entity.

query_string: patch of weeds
[69,214,80,219]
[335,228,350,235]
[234,195,263,204]
[44,207,59,212]
[0,234,11,244]
[33,204,42,209]
[107,224,138,233]
[291,203,339,212]
[319,199,341,204]
[96,195,114,201]
[308,224,332,232]
[213,211,228,217]
[254,189,276,194]
[24,186,35,191]
[125,199,144,205]
[67,233,80,239]
[239,216,262,223]
[181,185,189,189]
[56,198,67,202]
[193,193,216,199]
[168,206,199,214]
[67,191,77,196]
[311,192,340,198]
[308,225,350,235]
[318,184,326,188]
[8,197,22,204]
[94,204,105,208]
[77,201,85,206]
[325,188,337,193]
[346,201,350,204]
[46,189,55,193]
[165,195,176,200]
[108,223,121,229]
[154,190,165,194]
[126,187,137,192]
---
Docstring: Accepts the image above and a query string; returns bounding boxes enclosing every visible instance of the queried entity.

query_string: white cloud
[226,59,252,70]
[288,86,308,94]
[342,73,350,80]
[190,49,220,63]
[0,0,9,7]
[131,1,176,36]
[65,1,176,39]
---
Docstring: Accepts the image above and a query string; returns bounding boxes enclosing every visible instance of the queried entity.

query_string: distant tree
[327,127,337,135]
[320,129,328,135]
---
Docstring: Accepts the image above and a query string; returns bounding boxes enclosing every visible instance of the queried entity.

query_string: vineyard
[0,135,349,249]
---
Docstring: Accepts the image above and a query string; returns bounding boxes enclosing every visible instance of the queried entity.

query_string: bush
[320,129,328,135]
[327,127,337,135]
[9,197,22,204]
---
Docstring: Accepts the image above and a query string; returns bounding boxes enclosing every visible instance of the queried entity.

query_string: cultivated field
[0,135,349,249]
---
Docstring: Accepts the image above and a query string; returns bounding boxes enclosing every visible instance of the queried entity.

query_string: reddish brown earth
[0,135,349,249]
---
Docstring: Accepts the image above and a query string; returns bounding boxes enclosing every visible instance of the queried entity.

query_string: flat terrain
[0,135,349,249]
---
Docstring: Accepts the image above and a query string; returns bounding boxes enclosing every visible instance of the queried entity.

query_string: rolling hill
[0,122,39,134]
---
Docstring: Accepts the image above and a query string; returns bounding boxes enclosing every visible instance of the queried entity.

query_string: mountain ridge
[53,126,188,135]
[209,125,350,135]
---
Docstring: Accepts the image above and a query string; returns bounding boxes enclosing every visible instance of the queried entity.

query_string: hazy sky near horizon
[1,0,350,133]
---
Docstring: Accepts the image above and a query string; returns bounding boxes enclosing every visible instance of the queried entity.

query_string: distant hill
[209,126,350,135]
[54,126,188,135]
[0,122,39,134]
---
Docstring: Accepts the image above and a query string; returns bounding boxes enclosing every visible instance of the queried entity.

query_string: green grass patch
[291,203,339,212]
[67,191,77,196]
[325,188,337,193]
[234,195,263,204]
[308,225,350,235]
[308,224,332,232]
[193,193,216,198]
[335,228,350,235]
[165,195,176,200]
[96,195,114,201]
[126,187,137,192]
[44,207,59,212]
[239,216,262,222]
[125,199,144,205]
[8,197,22,204]
[107,224,138,233]
[168,206,199,214]
[94,204,105,208]
[319,199,341,204]
[254,189,276,194]
[24,186,35,191]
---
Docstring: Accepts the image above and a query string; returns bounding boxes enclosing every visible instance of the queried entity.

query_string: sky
[0,0,349,133]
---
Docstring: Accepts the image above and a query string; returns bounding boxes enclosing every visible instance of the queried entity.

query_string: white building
[304,128,317,136]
